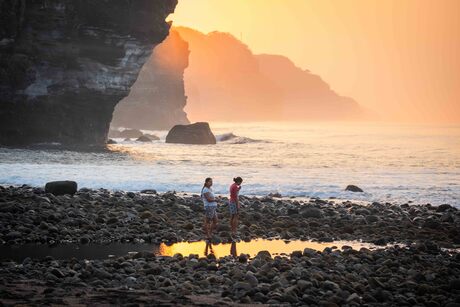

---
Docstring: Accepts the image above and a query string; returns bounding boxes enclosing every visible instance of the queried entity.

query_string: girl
[229,177,243,239]
[201,177,218,240]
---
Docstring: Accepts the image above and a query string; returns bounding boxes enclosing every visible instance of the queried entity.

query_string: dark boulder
[140,189,157,194]
[345,185,364,192]
[107,139,117,144]
[45,181,77,196]
[436,204,453,212]
[166,122,216,145]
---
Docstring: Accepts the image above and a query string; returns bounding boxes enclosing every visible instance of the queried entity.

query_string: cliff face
[175,26,365,122]
[0,0,177,147]
[175,27,283,121]
[111,29,190,130]
[256,54,364,120]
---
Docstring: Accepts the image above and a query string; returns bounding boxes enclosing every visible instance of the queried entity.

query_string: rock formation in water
[174,26,366,122]
[165,122,216,145]
[111,29,190,130]
[0,0,178,147]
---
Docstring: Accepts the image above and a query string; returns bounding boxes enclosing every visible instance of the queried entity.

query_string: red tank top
[230,183,240,202]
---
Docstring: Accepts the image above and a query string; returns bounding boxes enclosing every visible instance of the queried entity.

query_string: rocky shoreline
[1,241,459,305]
[1,185,459,306]
[0,185,458,247]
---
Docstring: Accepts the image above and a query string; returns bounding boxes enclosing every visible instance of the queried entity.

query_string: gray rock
[365,215,379,223]
[245,272,258,287]
[5,231,22,240]
[233,281,252,291]
[297,280,312,291]
[256,250,272,260]
[323,280,340,291]
[303,248,318,257]
[50,268,65,278]
[345,185,363,192]
[436,204,453,212]
[45,181,77,196]
[291,250,303,258]
[301,207,323,218]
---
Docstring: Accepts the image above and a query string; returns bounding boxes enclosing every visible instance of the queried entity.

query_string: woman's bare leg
[211,216,217,235]
[204,217,211,239]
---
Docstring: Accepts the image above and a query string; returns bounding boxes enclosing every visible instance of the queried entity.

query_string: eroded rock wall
[111,29,190,130]
[0,0,177,147]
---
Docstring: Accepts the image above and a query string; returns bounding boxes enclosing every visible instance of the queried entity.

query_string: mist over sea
[1,122,459,207]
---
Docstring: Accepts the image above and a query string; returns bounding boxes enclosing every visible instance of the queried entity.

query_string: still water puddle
[0,239,385,262]
[159,239,382,258]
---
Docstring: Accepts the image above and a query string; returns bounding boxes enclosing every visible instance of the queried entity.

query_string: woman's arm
[204,192,215,202]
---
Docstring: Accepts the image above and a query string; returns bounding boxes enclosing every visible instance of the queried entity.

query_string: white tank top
[201,187,217,207]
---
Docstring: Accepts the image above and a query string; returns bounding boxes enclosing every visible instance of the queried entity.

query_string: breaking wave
[216,132,267,144]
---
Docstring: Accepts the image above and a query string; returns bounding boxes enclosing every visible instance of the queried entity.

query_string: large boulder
[45,181,77,196]
[165,122,216,145]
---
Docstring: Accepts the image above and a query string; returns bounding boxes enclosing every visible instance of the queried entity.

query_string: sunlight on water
[0,122,459,206]
[158,239,383,258]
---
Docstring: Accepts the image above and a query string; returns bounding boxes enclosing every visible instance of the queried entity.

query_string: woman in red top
[228,177,243,239]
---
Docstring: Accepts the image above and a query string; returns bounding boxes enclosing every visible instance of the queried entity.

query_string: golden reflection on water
[158,239,378,258]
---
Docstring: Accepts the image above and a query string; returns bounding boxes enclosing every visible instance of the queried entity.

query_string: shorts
[205,206,217,219]
[229,201,238,215]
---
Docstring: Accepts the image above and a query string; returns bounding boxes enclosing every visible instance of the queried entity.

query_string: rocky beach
[1,185,459,306]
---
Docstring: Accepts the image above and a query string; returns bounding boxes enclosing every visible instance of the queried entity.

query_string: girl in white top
[201,177,218,240]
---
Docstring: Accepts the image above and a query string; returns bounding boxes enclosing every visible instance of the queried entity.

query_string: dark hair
[202,177,212,193]
[233,177,243,184]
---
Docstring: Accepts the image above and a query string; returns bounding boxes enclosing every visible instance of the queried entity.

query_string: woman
[201,177,218,240]
[229,177,243,239]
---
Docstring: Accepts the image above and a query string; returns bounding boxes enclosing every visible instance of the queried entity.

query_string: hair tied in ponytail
[233,177,243,184]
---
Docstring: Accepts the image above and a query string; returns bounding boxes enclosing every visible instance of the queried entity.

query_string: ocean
[0,121,459,207]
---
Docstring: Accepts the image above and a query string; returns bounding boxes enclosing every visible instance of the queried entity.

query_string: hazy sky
[170,0,460,123]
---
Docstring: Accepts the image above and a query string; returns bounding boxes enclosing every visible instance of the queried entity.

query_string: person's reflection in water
[230,241,237,258]
[204,241,214,257]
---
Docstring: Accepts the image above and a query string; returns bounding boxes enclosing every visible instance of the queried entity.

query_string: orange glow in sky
[170,0,460,123]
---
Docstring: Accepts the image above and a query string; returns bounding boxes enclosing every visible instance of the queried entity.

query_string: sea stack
[166,122,217,144]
